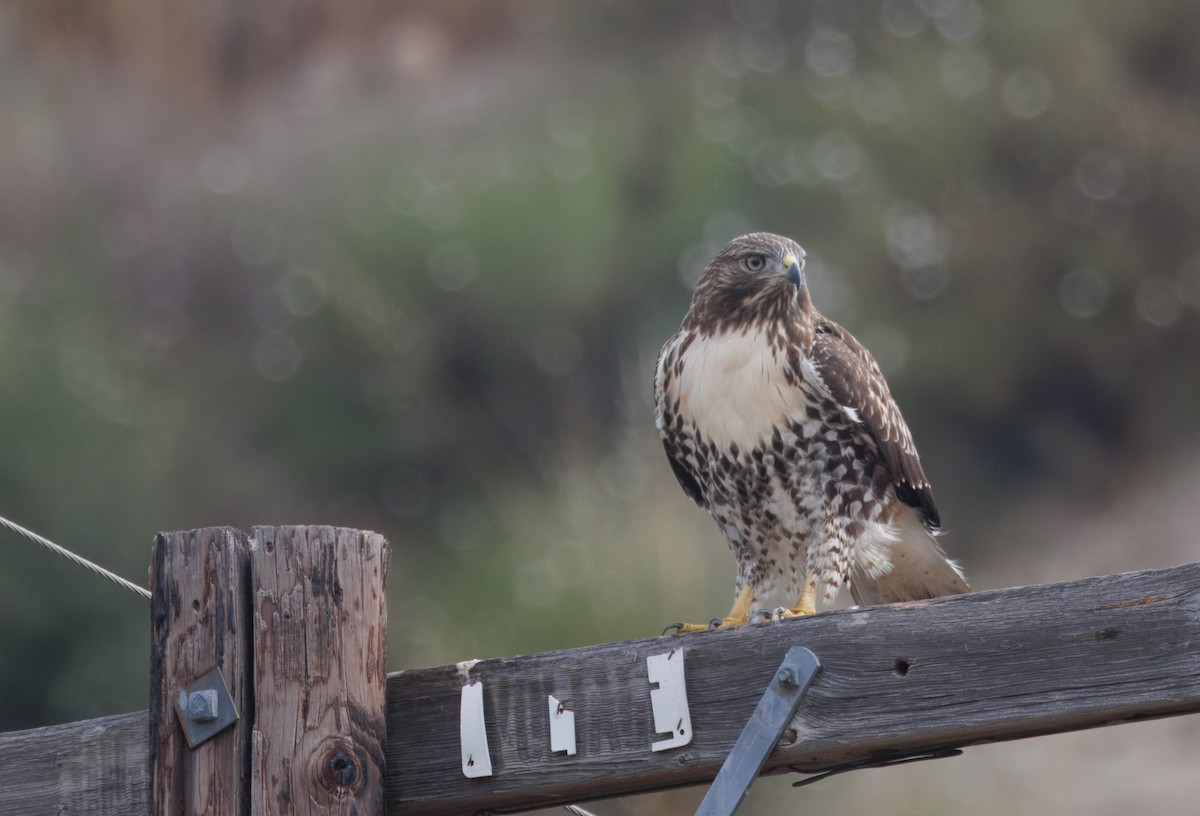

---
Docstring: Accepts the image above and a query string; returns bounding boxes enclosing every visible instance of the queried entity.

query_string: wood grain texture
[0,711,148,815]
[250,526,390,816]
[5,561,1200,815]
[150,527,252,816]
[386,563,1200,815]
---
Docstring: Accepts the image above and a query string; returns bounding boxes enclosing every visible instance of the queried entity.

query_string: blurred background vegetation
[2,1,1200,813]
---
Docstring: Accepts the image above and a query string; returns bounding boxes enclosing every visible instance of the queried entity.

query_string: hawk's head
[684,232,809,334]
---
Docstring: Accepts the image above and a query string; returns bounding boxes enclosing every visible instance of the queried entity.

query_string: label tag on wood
[548,695,577,756]
[647,649,692,751]
[459,680,493,777]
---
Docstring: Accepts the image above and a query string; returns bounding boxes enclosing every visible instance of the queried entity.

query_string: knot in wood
[316,741,364,793]
[327,751,357,786]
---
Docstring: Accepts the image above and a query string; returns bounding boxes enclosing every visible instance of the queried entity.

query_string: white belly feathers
[666,327,812,450]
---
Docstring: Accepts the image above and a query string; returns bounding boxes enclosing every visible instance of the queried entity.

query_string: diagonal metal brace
[695,646,821,816]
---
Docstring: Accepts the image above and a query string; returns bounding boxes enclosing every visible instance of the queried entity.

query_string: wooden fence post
[249,526,390,816]
[149,527,253,815]
[149,526,389,816]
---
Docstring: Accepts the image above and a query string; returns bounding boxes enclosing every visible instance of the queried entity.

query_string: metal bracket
[694,646,821,816]
[173,666,239,749]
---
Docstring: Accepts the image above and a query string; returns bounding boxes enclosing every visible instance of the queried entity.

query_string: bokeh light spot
[1074,151,1125,201]
[381,467,431,518]
[881,0,927,37]
[198,145,250,195]
[940,48,991,98]
[806,30,855,78]
[1135,276,1183,327]
[1177,255,1200,312]
[731,0,779,30]
[253,331,303,382]
[885,202,951,269]
[102,211,150,259]
[1002,68,1054,119]
[533,325,582,377]
[438,499,490,554]
[933,0,985,43]
[738,30,787,74]
[855,74,908,125]
[232,217,281,267]
[901,264,950,300]
[427,242,479,292]
[547,100,595,146]
[812,130,863,183]
[279,266,328,316]
[1057,267,1108,318]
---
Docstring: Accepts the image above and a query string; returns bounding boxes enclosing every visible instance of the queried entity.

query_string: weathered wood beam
[386,562,1200,815]
[3,563,1199,815]
[0,710,148,816]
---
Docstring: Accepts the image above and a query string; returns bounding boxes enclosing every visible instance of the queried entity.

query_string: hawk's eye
[742,254,768,273]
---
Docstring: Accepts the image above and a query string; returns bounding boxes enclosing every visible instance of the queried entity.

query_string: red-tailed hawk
[655,233,967,631]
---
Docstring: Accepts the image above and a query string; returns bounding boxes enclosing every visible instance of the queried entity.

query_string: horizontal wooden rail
[386,562,1200,813]
[0,710,148,815]
[3,562,1199,815]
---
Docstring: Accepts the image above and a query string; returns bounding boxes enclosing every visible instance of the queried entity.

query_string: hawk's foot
[770,605,814,621]
[772,576,818,620]
[663,616,745,634]
[662,584,755,635]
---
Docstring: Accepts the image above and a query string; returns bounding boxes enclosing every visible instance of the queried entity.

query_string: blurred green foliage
[2,2,1200,811]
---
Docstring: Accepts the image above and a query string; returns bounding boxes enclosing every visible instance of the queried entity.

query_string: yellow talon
[664,584,755,634]
[774,574,818,620]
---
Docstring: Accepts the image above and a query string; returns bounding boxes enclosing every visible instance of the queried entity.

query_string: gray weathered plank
[3,564,1199,815]
[386,563,1200,815]
[0,710,148,816]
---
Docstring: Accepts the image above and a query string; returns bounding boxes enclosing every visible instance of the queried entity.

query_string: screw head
[186,689,219,722]
[776,668,796,687]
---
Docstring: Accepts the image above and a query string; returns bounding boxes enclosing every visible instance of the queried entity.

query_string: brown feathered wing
[809,319,968,603]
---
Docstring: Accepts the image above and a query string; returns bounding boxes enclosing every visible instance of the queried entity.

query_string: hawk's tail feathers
[849,506,968,606]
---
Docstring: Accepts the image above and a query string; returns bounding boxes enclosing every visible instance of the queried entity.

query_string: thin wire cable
[0,511,152,600]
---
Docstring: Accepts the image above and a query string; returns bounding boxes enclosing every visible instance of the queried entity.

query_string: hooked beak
[782,252,805,288]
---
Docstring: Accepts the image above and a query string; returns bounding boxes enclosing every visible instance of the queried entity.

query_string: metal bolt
[186,689,219,723]
[174,667,239,749]
[776,667,796,687]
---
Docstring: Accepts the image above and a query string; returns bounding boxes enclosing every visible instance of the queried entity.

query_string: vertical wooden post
[150,525,389,816]
[249,526,390,816]
[150,527,252,815]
